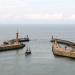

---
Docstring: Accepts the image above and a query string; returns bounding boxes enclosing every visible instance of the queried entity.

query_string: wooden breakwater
[51,38,75,47]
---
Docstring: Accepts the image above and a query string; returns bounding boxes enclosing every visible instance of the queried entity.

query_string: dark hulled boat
[25,47,31,56]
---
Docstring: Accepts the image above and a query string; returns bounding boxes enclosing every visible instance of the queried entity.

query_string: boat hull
[25,52,31,56]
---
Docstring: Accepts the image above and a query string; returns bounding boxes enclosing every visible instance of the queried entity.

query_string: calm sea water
[0,24,75,75]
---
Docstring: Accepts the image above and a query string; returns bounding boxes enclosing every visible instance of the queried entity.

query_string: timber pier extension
[51,38,75,47]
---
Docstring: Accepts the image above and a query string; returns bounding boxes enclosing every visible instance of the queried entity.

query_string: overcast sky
[0,0,75,24]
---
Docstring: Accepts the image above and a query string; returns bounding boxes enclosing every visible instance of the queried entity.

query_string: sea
[0,24,75,75]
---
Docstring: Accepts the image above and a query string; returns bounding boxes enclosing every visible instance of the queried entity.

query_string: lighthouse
[16,32,19,44]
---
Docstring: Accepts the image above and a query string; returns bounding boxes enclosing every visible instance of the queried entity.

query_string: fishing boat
[0,32,25,51]
[25,46,31,56]
[52,40,75,58]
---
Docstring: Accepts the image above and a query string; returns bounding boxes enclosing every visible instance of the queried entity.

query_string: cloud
[0,0,75,23]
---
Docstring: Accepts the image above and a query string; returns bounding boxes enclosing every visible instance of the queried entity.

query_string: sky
[0,0,75,24]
